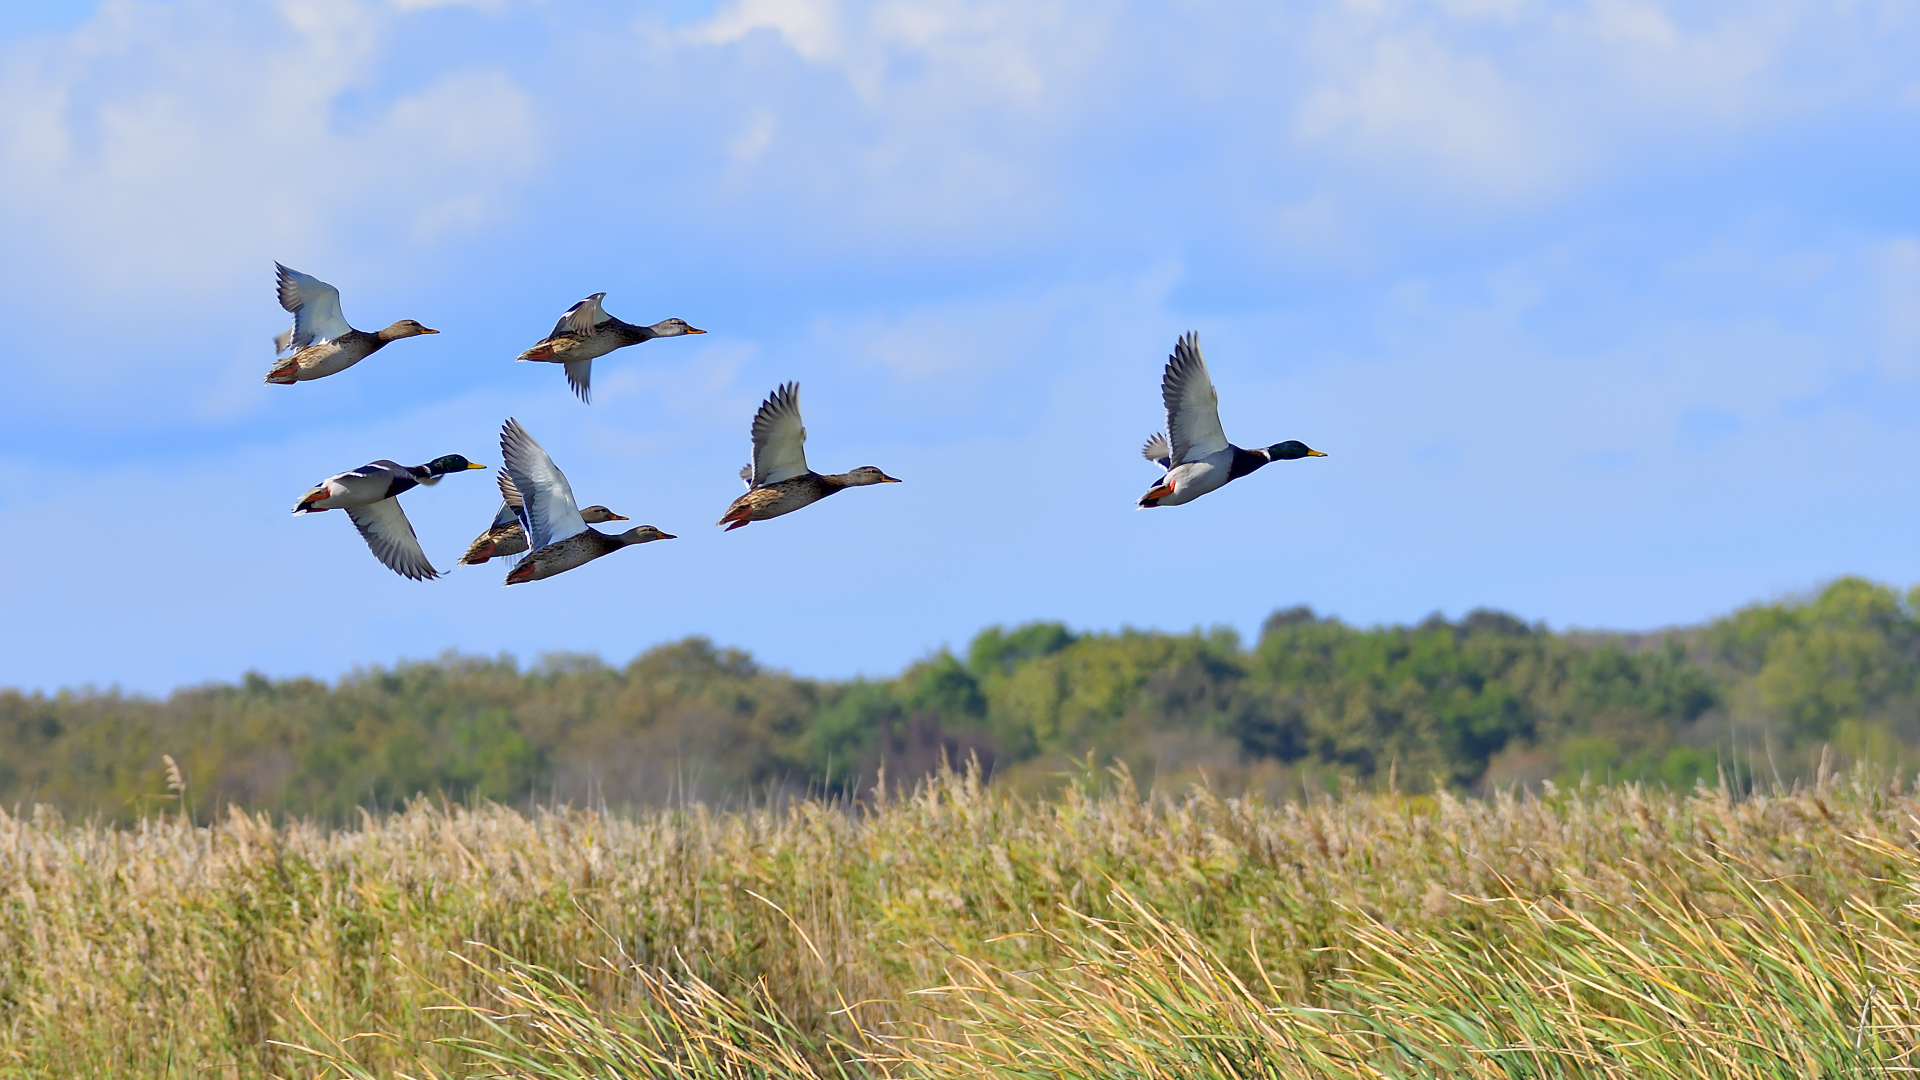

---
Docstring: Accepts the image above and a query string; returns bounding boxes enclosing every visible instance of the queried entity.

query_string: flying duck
[515,292,704,403]
[718,382,900,530]
[459,472,630,565]
[292,454,485,580]
[265,264,438,384]
[497,418,674,584]
[1137,332,1323,508]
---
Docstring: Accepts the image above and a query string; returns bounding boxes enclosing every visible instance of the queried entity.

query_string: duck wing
[500,417,587,551]
[552,292,610,339]
[488,471,524,528]
[345,460,417,501]
[1162,332,1229,466]
[748,382,809,486]
[346,499,440,581]
[516,294,610,366]
[275,263,352,351]
[1142,432,1172,470]
[564,359,593,403]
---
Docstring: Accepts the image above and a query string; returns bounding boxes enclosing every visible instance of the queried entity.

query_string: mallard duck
[265,264,438,384]
[1137,332,1324,508]
[515,292,704,403]
[497,418,674,584]
[459,472,629,565]
[718,382,900,530]
[292,454,485,579]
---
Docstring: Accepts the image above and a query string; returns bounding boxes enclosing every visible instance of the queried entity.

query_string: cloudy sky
[0,0,1914,693]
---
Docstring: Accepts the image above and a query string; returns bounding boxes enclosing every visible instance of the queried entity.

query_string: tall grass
[4,764,1920,1077]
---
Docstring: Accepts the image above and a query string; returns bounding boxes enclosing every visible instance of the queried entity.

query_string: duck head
[616,525,676,545]
[647,318,706,337]
[841,466,902,486]
[1265,441,1326,461]
[581,506,630,524]
[417,455,487,479]
[377,319,440,341]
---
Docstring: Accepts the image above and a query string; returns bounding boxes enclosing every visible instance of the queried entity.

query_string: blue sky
[0,0,1915,694]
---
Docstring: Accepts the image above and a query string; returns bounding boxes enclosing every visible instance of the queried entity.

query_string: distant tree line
[2,577,1915,821]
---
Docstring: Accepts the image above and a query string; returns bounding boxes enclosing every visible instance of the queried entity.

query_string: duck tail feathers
[1141,432,1172,469]
[1137,481,1174,508]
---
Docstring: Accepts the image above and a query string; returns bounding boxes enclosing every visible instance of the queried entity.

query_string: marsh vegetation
[3,764,1919,1077]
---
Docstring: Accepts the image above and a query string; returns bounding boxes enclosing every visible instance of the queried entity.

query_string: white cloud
[0,0,537,277]
[0,0,539,415]
[1586,0,1681,51]
[726,109,775,166]
[694,0,843,62]
[5,0,1908,323]
[690,0,1067,103]
[1282,0,1914,206]
[1296,31,1557,200]
[0,0,1913,475]
[378,69,537,238]
[389,0,508,10]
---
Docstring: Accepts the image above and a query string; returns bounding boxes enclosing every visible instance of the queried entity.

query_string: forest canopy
[3,577,1916,821]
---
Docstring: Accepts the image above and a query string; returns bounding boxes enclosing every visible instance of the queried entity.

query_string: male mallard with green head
[292,454,486,580]
[1136,332,1324,508]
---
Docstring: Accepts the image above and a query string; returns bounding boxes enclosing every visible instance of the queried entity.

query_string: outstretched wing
[487,472,522,529]
[550,292,610,339]
[748,382,809,486]
[1162,332,1228,465]
[1141,432,1171,470]
[500,417,587,551]
[497,470,524,508]
[275,263,351,351]
[346,499,440,581]
[738,463,754,489]
[563,359,593,403]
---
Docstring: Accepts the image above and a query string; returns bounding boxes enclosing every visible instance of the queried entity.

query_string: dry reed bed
[2,768,1918,1077]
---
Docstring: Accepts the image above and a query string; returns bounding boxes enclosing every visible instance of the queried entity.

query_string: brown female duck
[496,418,674,584]
[718,382,900,531]
[460,473,629,565]
[265,263,437,384]
[515,292,703,402]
